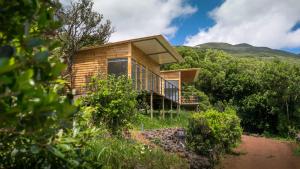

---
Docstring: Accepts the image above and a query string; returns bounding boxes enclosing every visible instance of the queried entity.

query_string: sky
[61,0,300,54]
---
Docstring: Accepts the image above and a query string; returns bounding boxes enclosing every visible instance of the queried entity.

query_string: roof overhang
[79,35,183,65]
[161,68,200,82]
[130,35,183,64]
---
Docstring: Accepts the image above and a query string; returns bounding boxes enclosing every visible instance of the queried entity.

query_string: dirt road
[217,135,300,169]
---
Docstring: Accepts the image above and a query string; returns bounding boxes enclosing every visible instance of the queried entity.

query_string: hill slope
[196,43,299,59]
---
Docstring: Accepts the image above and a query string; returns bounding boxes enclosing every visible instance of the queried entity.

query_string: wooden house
[72,35,200,116]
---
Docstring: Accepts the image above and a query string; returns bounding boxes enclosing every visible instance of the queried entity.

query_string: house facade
[72,35,199,116]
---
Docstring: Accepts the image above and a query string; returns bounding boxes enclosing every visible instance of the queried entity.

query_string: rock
[140,128,212,168]
[188,153,211,169]
[296,133,300,143]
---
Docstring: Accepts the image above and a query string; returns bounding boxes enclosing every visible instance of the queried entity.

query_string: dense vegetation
[164,46,300,137]
[187,108,242,163]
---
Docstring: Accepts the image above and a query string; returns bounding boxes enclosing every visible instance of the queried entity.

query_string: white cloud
[184,0,300,49]
[92,0,197,42]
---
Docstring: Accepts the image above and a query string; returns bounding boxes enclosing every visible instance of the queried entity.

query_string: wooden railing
[131,61,179,103]
[180,94,199,105]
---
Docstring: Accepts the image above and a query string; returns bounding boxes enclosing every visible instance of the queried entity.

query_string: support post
[150,91,153,119]
[162,97,165,119]
[177,104,180,116]
[170,101,173,119]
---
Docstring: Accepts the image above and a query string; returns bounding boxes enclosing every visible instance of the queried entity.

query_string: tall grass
[133,111,192,130]
[84,138,189,169]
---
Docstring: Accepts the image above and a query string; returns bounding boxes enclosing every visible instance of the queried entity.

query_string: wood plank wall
[72,42,162,95]
[72,43,130,94]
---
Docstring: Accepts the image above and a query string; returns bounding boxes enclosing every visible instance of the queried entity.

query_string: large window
[131,59,147,91]
[141,66,146,90]
[165,80,179,102]
[108,58,128,76]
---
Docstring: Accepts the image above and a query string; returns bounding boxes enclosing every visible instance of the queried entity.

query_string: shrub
[186,108,242,158]
[79,75,137,135]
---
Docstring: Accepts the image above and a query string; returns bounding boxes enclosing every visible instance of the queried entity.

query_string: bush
[79,75,137,135]
[186,108,242,158]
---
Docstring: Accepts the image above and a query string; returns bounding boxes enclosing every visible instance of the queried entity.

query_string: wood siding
[73,43,130,94]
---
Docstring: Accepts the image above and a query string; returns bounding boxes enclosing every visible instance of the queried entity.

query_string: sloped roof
[80,35,183,64]
[160,68,200,82]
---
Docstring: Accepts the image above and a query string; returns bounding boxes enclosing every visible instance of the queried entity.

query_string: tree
[57,0,114,87]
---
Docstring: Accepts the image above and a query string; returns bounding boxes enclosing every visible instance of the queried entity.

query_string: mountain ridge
[195,42,299,59]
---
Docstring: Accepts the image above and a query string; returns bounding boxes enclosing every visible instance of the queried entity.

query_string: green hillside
[196,42,299,59]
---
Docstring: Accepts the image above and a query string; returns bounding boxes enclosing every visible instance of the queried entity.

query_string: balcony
[180,94,199,105]
[131,61,179,104]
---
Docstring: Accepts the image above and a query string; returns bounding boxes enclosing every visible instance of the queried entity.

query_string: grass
[293,145,300,156]
[85,137,189,169]
[133,110,192,130]
[260,131,296,142]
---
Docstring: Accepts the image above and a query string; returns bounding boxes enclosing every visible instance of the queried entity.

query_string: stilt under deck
[144,91,180,119]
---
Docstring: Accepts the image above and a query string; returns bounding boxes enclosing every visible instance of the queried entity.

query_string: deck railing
[132,64,180,103]
[180,92,199,105]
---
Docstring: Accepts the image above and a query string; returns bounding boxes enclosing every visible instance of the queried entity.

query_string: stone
[296,133,300,143]
[140,128,212,169]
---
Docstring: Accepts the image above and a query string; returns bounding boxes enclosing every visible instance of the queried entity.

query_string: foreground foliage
[165,47,300,137]
[0,1,76,168]
[0,1,188,168]
[187,108,242,159]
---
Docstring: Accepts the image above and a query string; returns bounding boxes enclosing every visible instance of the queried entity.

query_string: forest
[164,46,300,137]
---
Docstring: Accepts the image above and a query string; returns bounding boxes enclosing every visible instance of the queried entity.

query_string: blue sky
[64,0,300,54]
[170,0,223,45]
[168,0,300,54]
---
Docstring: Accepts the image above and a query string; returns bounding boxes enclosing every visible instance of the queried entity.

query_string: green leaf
[49,146,65,159]
[0,57,18,74]
[30,145,40,154]
[57,144,71,152]
[27,38,44,48]
[68,159,80,167]
[34,51,49,62]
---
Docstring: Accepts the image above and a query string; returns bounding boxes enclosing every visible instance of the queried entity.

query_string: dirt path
[217,135,300,169]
